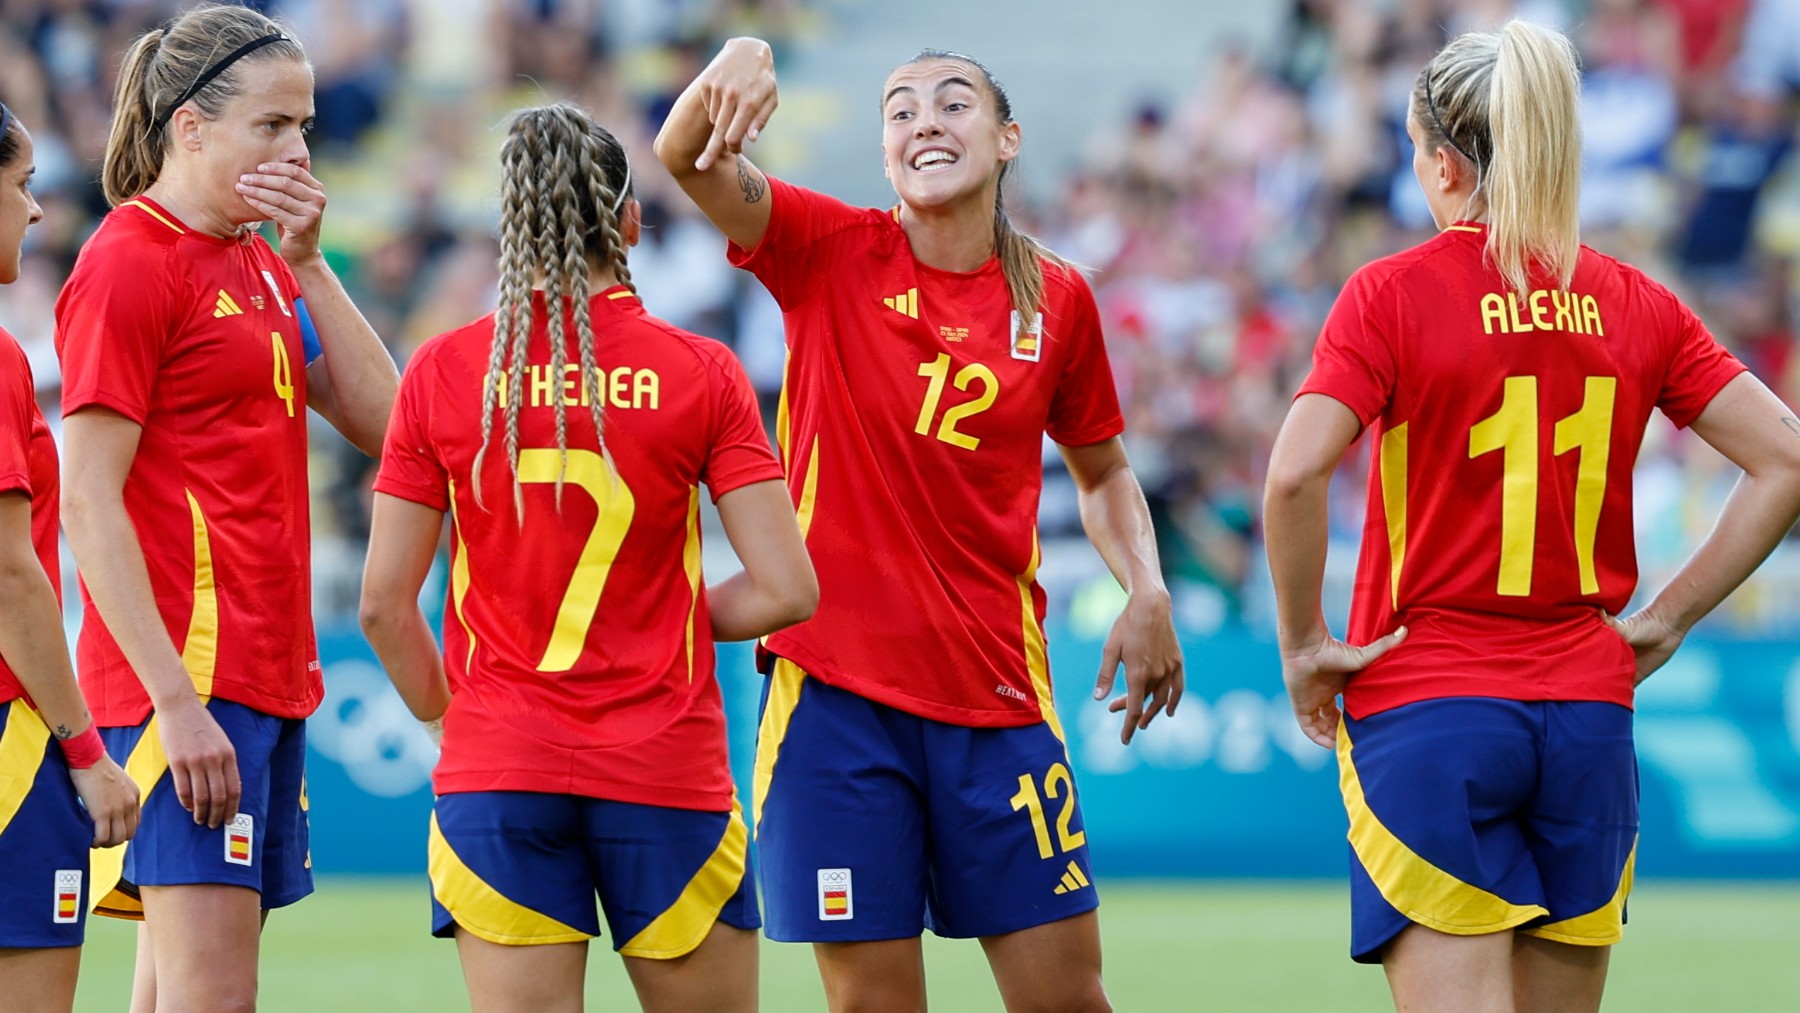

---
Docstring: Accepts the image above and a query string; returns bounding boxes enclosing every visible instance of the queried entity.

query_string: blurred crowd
[4,0,1800,635]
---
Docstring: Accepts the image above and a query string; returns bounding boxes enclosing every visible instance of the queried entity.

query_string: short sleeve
[1657,297,1747,429]
[726,176,872,311]
[0,337,33,498]
[1045,271,1125,447]
[699,345,784,500]
[55,241,182,425]
[1296,266,1398,427]
[371,352,451,511]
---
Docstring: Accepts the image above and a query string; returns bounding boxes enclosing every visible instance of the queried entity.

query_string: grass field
[70,879,1800,1011]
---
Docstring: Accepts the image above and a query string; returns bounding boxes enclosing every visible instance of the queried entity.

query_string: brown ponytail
[101,4,306,207]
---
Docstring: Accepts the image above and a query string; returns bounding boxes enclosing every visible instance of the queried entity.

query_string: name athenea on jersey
[1479,289,1605,336]
[493,363,662,410]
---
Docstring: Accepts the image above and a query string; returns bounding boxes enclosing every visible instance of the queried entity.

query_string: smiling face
[0,124,43,285]
[880,57,1020,213]
[168,58,315,226]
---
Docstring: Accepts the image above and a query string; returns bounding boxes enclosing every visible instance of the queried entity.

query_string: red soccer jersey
[729,179,1125,727]
[373,288,784,810]
[0,329,60,707]
[1299,222,1746,717]
[55,197,319,724]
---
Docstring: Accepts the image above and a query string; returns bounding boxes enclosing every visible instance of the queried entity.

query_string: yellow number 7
[515,449,636,672]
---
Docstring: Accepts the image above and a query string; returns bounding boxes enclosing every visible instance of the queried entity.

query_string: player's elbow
[357,584,407,640]
[775,568,819,628]
[652,125,698,180]
[1263,454,1330,507]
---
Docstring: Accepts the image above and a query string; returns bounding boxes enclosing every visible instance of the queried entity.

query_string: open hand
[237,162,328,265]
[694,38,779,171]
[1093,590,1185,745]
[1605,609,1684,685]
[1280,627,1406,748]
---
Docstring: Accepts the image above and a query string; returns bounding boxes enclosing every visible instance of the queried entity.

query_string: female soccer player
[1265,20,1800,1013]
[359,103,816,1013]
[0,102,140,1013]
[54,6,397,1010]
[656,40,1183,1012]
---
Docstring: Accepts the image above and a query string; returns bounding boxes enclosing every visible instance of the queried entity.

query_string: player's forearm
[291,256,397,456]
[1263,470,1332,652]
[360,602,449,721]
[0,553,92,739]
[706,571,816,642]
[61,490,199,712]
[1642,469,1800,633]
[1076,464,1168,600]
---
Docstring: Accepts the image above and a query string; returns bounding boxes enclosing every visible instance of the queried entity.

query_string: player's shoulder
[1039,257,1096,303]
[409,312,500,378]
[69,201,183,282]
[1348,229,1473,293]
[627,307,743,384]
[1575,244,1678,305]
[770,175,903,239]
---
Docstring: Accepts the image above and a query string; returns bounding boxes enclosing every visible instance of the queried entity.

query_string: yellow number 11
[1468,375,1616,597]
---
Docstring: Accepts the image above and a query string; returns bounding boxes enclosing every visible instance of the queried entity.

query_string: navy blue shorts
[1338,697,1638,963]
[753,659,1098,943]
[93,698,312,918]
[429,791,759,958]
[0,700,94,947]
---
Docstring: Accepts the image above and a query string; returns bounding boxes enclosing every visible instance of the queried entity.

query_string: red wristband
[58,724,107,770]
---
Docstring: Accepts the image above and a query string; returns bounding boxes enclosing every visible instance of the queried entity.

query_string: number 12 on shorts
[1010,762,1086,860]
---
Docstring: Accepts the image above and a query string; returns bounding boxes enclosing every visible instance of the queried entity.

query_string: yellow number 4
[271,331,295,417]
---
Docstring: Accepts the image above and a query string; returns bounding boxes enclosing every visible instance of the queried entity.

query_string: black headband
[155,33,289,129]
[1423,72,1481,171]
[0,103,12,149]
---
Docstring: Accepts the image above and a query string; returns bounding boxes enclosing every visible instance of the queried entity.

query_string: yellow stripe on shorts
[0,699,51,836]
[752,658,806,835]
[619,800,751,959]
[427,812,589,946]
[1338,721,1548,935]
[1522,842,1636,946]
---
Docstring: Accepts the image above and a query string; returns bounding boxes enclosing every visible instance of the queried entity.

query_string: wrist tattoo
[736,155,765,204]
[54,724,73,740]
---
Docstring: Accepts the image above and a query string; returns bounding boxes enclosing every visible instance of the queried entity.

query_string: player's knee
[1001,975,1110,1013]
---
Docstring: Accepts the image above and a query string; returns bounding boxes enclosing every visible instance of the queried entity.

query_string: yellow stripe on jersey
[1017,532,1064,744]
[184,491,219,697]
[619,800,750,959]
[0,700,50,836]
[606,289,634,300]
[121,200,185,234]
[794,436,820,541]
[1379,424,1408,610]
[1444,224,1483,233]
[447,480,479,670]
[428,812,590,945]
[752,659,806,835]
[683,486,703,683]
[775,348,792,463]
[1522,842,1635,946]
[1338,723,1547,935]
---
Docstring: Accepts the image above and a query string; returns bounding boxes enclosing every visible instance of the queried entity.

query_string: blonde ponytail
[1415,20,1582,294]
[102,29,168,206]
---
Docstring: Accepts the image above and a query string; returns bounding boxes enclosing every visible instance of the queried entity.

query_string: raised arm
[1611,373,1800,679]
[1059,437,1183,744]
[236,161,398,456]
[62,408,241,827]
[0,493,138,845]
[1264,394,1406,747]
[653,37,778,251]
[708,479,817,641]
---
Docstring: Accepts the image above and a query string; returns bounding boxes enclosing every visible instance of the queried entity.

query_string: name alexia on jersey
[1478,289,1606,336]
[491,363,662,410]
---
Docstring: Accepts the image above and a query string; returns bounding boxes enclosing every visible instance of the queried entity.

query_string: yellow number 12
[1468,375,1616,596]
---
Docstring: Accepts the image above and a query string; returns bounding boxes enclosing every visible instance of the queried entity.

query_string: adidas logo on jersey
[1052,860,1090,896]
[883,288,919,319]
[213,290,245,318]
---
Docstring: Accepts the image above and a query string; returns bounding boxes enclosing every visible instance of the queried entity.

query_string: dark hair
[473,103,636,517]
[898,50,1070,328]
[0,103,19,168]
[103,4,307,206]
